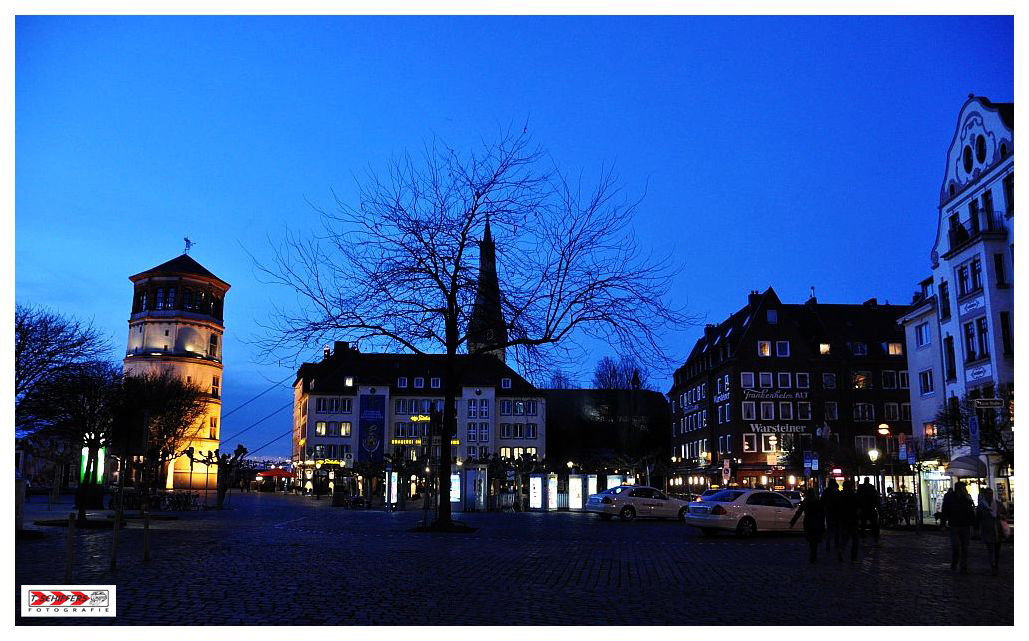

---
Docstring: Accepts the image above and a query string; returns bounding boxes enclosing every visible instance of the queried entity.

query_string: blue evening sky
[15,16,1013,458]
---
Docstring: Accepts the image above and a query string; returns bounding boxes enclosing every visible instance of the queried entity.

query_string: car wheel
[619,506,636,522]
[599,513,613,521]
[701,528,718,537]
[736,517,757,538]
[678,507,688,523]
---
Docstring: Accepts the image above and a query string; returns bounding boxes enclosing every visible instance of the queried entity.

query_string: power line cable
[221,373,294,419]
[219,401,293,444]
[247,428,293,457]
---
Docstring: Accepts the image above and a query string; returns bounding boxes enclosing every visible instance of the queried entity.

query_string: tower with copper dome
[123,253,230,489]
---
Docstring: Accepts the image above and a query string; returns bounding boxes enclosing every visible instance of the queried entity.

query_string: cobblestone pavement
[15,492,1013,625]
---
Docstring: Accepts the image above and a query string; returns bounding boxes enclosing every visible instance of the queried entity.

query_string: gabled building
[668,287,912,492]
[900,95,1014,507]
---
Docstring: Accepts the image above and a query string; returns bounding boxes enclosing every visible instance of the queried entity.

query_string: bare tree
[253,129,691,529]
[592,355,649,390]
[547,370,578,389]
[934,390,1014,468]
[190,444,249,509]
[20,361,122,523]
[15,304,110,432]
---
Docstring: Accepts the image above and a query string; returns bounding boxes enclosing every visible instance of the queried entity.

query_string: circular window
[963,145,973,173]
[976,135,987,163]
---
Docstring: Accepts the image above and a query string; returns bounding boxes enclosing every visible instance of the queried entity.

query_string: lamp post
[868,447,880,494]
[877,423,893,493]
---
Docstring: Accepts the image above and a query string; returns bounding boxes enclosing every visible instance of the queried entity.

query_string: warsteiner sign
[747,423,809,433]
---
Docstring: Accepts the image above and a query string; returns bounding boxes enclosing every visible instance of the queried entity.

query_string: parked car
[684,488,803,537]
[778,490,803,507]
[697,489,723,502]
[585,485,693,522]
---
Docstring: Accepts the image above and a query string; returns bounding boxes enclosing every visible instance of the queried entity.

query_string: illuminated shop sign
[389,438,460,446]
[743,390,810,401]
[747,424,809,433]
[547,474,558,510]
[450,473,461,503]
[569,475,584,510]
[606,474,624,489]
[388,471,399,504]
[587,475,598,496]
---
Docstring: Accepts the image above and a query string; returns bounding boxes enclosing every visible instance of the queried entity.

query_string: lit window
[344,376,354,387]
[742,434,757,453]
[819,343,831,355]
[887,342,904,356]
[340,422,351,437]
[315,421,327,436]
[757,341,771,357]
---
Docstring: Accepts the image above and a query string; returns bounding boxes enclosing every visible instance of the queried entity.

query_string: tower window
[182,289,194,310]
[166,287,176,309]
[209,334,219,358]
[155,288,166,310]
[212,376,221,398]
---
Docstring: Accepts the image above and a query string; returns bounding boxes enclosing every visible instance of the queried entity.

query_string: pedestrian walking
[941,481,976,573]
[856,477,880,543]
[821,479,841,552]
[790,488,826,563]
[836,480,861,562]
[976,487,1009,575]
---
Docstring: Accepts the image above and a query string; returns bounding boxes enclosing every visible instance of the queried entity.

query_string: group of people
[788,478,1009,573]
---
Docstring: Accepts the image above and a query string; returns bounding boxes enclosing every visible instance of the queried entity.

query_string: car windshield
[603,486,632,495]
[705,490,745,502]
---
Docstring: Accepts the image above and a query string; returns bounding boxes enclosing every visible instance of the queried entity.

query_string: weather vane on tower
[184,237,195,254]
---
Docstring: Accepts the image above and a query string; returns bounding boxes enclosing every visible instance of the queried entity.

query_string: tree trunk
[435,352,458,527]
[216,466,228,509]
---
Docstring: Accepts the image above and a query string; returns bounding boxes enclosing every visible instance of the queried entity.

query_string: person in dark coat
[976,487,1008,575]
[821,479,841,552]
[941,481,976,573]
[790,488,827,563]
[836,480,861,562]
[856,477,880,543]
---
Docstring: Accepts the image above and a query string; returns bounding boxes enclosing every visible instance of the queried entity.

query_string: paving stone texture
[15,492,1014,625]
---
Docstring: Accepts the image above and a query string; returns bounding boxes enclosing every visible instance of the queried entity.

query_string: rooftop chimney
[323,345,331,360]
[747,290,762,307]
[863,297,878,307]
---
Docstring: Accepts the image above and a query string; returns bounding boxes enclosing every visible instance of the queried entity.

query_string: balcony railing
[948,213,1006,253]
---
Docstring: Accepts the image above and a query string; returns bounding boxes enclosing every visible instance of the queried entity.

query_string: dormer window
[757,341,771,357]
[767,309,778,324]
[397,377,408,388]
[850,342,868,356]
[501,378,512,389]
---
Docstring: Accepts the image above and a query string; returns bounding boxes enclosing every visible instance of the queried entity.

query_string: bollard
[65,512,75,582]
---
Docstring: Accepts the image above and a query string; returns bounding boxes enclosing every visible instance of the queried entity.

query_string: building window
[724,403,730,423]
[882,371,897,389]
[797,402,811,421]
[155,288,165,310]
[479,399,489,418]
[779,402,793,420]
[854,403,875,422]
[970,257,983,291]
[209,416,218,439]
[431,377,441,389]
[741,372,755,388]
[211,376,220,398]
[976,317,990,359]
[761,434,779,453]
[994,254,1007,286]
[467,425,478,442]
[887,342,904,356]
[963,321,978,362]
[717,405,724,424]
[884,403,899,421]
[759,372,773,388]
[760,402,775,421]
[1000,312,1012,355]
[315,421,327,436]
[525,423,537,439]
[742,401,756,421]
[742,434,757,453]
[957,264,971,296]
[796,373,809,389]
[501,378,512,389]
[339,422,352,437]
[938,282,951,320]
[716,378,723,395]
[757,341,771,357]
[851,371,871,389]
[919,370,935,396]
[767,309,778,324]
[414,377,424,389]
[900,404,911,421]
[500,400,512,416]
[777,372,791,388]
[344,377,354,387]
[850,342,868,356]
[822,373,836,389]
[525,400,538,416]
[395,398,407,414]
[855,435,876,455]
[915,322,931,347]
[898,371,909,389]
[1003,172,1014,214]
[397,377,408,388]
[166,288,176,309]
[500,424,511,439]
[775,341,790,357]
[467,399,477,418]
[819,343,831,355]
[477,422,489,442]
[825,401,838,421]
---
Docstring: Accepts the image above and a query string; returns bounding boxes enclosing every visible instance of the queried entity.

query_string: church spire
[467,216,507,362]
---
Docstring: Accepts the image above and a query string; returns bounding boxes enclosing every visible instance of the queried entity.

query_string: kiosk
[568,474,586,510]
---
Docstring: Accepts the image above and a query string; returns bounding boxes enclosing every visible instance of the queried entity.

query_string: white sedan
[684,488,803,537]
[585,485,693,522]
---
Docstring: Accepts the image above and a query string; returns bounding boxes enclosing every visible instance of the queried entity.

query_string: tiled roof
[131,254,229,287]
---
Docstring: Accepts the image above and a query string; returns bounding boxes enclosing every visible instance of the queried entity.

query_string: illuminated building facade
[668,288,913,491]
[900,95,1014,507]
[123,253,229,489]
[291,342,546,492]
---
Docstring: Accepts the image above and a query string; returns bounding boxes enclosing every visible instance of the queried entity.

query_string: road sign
[722,459,731,484]
[803,450,812,467]
[969,415,980,457]
[811,458,819,471]
[899,443,907,460]
[975,398,1004,409]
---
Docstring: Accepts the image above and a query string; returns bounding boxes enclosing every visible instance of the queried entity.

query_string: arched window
[139,289,148,311]
[213,296,222,319]
[1000,143,1008,159]
[196,290,207,314]
[182,288,193,310]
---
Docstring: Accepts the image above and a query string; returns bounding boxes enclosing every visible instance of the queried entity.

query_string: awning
[945,455,988,478]
[257,469,294,478]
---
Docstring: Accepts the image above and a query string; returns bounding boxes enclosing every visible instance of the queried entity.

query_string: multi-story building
[291,342,546,493]
[668,288,913,492]
[123,252,229,489]
[900,95,1014,508]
